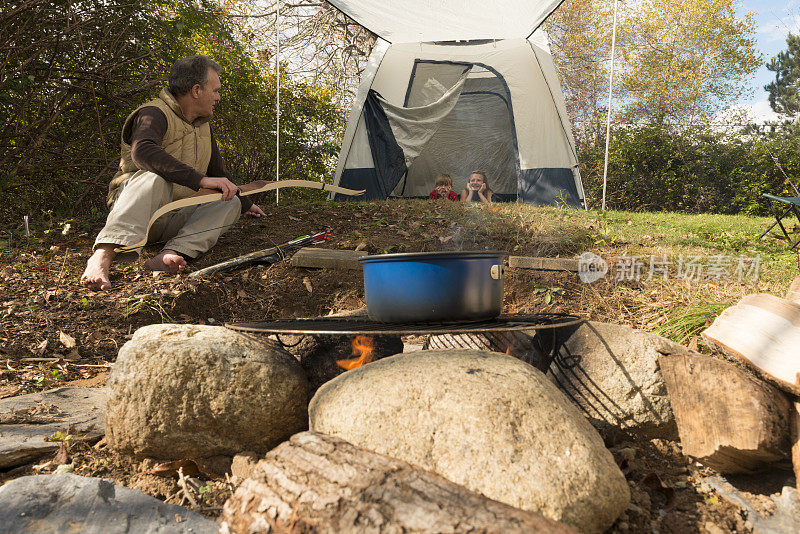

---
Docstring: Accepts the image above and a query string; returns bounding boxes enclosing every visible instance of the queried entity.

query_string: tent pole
[601,0,619,212]
[275,0,281,205]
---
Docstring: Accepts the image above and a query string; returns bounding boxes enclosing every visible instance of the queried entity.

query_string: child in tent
[429,174,460,201]
[460,171,493,202]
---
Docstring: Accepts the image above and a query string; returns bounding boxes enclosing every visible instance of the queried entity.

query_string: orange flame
[336,335,375,370]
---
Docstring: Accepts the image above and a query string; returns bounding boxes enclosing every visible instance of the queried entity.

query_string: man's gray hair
[168,55,221,96]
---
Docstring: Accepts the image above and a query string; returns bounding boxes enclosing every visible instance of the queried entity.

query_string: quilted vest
[107,87,212,206]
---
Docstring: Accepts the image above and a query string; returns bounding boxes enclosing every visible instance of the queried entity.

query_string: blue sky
[738,0,799,120]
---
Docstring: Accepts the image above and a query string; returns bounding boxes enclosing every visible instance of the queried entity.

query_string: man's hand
[199,176,239,201]
[244,203,266,218]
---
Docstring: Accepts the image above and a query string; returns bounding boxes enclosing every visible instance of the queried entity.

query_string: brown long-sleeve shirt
[123,107,252,212]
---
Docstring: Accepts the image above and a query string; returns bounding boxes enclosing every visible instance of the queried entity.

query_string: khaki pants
[94,172,241,258]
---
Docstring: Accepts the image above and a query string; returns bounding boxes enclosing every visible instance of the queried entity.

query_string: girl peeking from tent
[461,171,493,202]
[429,174,460,201]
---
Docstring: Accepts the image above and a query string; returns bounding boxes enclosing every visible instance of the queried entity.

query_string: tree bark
[659,352,791,473]
[220,431,575,534]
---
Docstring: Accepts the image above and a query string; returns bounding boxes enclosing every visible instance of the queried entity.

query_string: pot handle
[490,264,505,280]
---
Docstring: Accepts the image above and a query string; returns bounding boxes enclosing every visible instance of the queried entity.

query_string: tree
[545,0,620,142]
[618,0,761,123]
[216,1,377,105]
[765,33,800,117]
[547,0,761,134]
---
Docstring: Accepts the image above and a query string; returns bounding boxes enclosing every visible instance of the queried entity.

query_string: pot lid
[326,0,563,43]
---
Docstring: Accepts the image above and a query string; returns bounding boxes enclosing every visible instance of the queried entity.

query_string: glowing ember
[336,335,376,370]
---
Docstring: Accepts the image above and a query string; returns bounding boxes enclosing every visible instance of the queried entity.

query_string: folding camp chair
[759,193,800,249]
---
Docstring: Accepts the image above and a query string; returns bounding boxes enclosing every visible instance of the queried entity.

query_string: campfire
[336,335,375,370]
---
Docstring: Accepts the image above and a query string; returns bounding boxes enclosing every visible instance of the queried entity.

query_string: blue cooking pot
[359,251,506,323]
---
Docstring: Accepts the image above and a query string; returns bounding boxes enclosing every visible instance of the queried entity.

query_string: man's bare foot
[80,244,116,291]
[144,250,187,274]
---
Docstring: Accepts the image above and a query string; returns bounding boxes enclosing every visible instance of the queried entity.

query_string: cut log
[659,351,791,473]
[793,373,800,501]
[702,293,800,398]
[219,431,575,534]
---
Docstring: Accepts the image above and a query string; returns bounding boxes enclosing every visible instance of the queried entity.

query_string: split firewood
[702,293,800,398]
[792,373,800,501]
[660,351,791,473]
[219,431,574,534]
[787,276,800,305]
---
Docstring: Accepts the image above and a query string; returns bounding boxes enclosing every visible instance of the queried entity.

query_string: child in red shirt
[429,174,460,201]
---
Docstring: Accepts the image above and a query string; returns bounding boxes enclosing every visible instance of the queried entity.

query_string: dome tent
[328,0,584,207]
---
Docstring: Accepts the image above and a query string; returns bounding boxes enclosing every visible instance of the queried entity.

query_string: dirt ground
[0,199,795,532]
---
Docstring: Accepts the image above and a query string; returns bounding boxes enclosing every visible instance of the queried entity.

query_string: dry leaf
[58,331,76,349]
[34,339,48,356]
[143,459,205,478]
[64,349,81,361]
[288,215,301,221]
[355,242,367,252]
[302,277,313,293]
[237,289,248,298]
[398,230,410,237]
[439,235,454,243]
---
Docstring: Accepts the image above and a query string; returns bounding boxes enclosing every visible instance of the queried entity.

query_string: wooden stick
[189,231,330,279]
[188,247,283,278]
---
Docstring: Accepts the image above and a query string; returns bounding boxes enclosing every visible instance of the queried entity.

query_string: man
[81,55,265,290]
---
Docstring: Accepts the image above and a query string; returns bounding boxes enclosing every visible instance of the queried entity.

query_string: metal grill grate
[225,313,584,336]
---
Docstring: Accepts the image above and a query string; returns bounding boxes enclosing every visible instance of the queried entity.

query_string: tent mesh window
[395,62,518,199]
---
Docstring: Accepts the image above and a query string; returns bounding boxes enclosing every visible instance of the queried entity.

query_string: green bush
[578,120,800,215]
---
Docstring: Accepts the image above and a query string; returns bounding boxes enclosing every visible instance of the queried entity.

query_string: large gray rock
[0,473,217,534]
[549,321,682,440]
[309,349,629,533]
[106,324,308,459]
[0,387,107,469]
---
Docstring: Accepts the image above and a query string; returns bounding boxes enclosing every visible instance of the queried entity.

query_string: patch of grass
[120,296,173,322]
[654,301,730,345]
